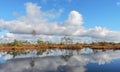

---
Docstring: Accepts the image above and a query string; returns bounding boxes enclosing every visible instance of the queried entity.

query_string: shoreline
[0,45,120,51]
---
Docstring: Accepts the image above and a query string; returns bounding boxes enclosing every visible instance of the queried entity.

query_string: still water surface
[0,48,120,72]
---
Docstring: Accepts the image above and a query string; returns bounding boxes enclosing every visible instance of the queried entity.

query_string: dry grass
[0,44,120,51]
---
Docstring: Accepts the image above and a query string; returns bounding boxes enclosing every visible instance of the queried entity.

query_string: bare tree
[31,30,36,36]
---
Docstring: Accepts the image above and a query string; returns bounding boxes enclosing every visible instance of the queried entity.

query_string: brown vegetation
[0,39,120,51]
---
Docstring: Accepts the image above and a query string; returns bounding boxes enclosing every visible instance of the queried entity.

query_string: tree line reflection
[2,48,118,58]
[0,49,120,72]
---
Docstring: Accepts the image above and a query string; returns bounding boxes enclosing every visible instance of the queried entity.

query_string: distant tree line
[0,37,120,47]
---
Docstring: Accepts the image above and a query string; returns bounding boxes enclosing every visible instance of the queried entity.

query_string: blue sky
[0,0,120,42]
[0,0,120,30]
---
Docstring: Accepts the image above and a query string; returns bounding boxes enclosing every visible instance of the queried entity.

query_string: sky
[0,0,120,42]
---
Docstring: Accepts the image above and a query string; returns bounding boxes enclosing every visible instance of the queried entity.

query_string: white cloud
[0,2,120,42]
[65,10,83,25]
[85,26,109,39]
[85,27,120,42]
[43,9,64,19]
[0,3,82,36]
[0,33,15,43]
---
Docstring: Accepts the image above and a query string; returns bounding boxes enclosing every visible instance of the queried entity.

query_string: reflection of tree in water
[61,55,73,62]
[46,49,53,55]
[76,50,80,55]
[36,50,46,56]
[93,49,100,54]
[6,49,47,58]
[7,50,30,58]
[57,65,74,72]
[65,50,74,56]
[30,59,35,68]
[60,49,75,61]
[29,51,35,72]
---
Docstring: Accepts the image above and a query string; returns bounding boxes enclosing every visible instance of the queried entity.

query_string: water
[0,48,120,72]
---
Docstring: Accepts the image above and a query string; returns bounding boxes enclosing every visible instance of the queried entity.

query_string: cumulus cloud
[65,10,83,25]
[86,27,120,41]
[0,2,65,35]
[0,2,84,36]
[0,2,120,42]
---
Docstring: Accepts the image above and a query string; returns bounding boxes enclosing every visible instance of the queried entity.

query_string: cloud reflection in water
[0,49,120,72]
